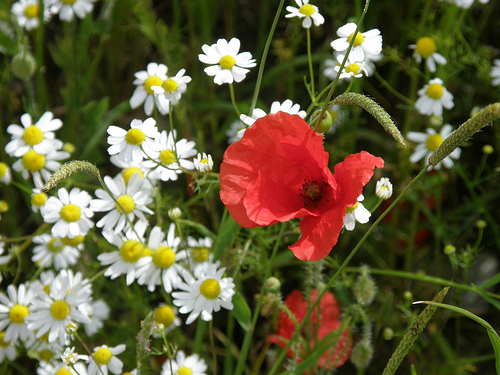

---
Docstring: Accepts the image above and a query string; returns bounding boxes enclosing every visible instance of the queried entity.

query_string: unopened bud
[11,51,36,80]
[403,291,413,302]
[383,327,394,340]
[443,244,456,255]
[350,340,373,368]
[264,277,281,293]
[168,207,182,220]
[311,109,333,133]
[482,145,494,155]
[0,200,9,213]
[476,220,487,229]
[353,266,377,306]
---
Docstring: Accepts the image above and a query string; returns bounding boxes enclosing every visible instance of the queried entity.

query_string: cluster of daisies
[12,0,96,26]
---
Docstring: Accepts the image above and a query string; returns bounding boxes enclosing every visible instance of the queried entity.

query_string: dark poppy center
[300,178,327,207]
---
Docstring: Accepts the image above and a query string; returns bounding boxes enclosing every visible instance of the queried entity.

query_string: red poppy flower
[219,112,384,261]
[268,289,352,370]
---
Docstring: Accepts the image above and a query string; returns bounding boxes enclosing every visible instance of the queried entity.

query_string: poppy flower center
[155,305,175,326]
[200,279,221,299]
[23,126,44,146]
[22,149,45,172]
[219,55,236,70]
[161,78,178,93]
[25,4,39,18]
[143,75,163,95]
[50,300,70,320]
[299,4,315,17]
[300,178,327,207]
[125,128,146,146]
[426,83,444,99]
[415,37,437,58]
[120,240,144,263]
[426,134,444,151]
[348,32,364,47]
[9,304,29,324]
[94,347,112,365]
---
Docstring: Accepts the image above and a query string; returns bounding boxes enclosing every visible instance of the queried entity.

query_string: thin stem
[306,27,315,98]
[209,320,217,375]
[229,83,241,118]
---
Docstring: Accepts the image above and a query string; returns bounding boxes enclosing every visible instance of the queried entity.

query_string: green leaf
[232,290,251,331]
[0,28,17,56]
[177,219,216,240]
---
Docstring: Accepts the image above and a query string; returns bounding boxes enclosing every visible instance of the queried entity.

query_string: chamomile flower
[84,300,110,336]
[333,54,368,79]
[26,272,91,346]
[11,0,50,31]
[32,234,84,270]
[226,119,247,144]
[172,263,235,325]
[407,124,461,169]
[415,78,454,117]
[86,344,125,375]
[0,283,34,343]
[152,68,191,111]
[12,149,70,189]
[130,63,169,116]
[186,236,215,276]
[285,0,325,29]
[0,332,17,362]
[198,38,257,85]
[330,23,383,62]
[344,195,370,231]
[62,346,88,365]
[37,361,88,375]
[97,221,149,285]
[375,178,393,200]
[491,59,500,86]
[409,37,447,73]
[153,304,181,335]
[161,350,207,375]
[31,189,48,213]
[194,153,214,173]
[135,223,187,293]
[0,163,11,185]
[46,0,96,22]
[90,173,153,233]
[240,99,307,127]
[41,188,94,239]
[107,118,161,163]
[143,130,197,182]
[6,112,63,158]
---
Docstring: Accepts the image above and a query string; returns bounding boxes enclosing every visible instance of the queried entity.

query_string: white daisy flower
[107,118,161,164]
[186,236,216,276]
[86,344,125,375]
[31,189,49,213]
[142,130,197,182]
[285,0,325,29]
[11,0,51,31]
[407,124,461,169]
[153,304,181,336]
[41,188,94,239]
[240,99,307,127]
[26,271,91,346]
[375,178,393,200]
[97,220,149,285]
[194,153,214,173]
[130,62,170,116]
[344,195,371,231]
[109,156,156,190]
[84,300,110,337]
[332,53,368,80]
[490,59,500,86]
[135,223,187,293]
[0,332,17,362]
[61,346,88,366]
[409,37,447,73]
[32,234,85,270]
[198,37,257,85]
[226,119,247,144]
[443,0,488,9]
[161,350,207,375]
[90,173,153,233]
[46,0,96,22]
[37,362,88,375]
[0,163,12,185]
[0,283,34,344]
[172,262,235,325]
[415,78,454,117]
[12,148,70,189]
[6,112,63,158]
[330,22,383,62]
[152,68,191,110]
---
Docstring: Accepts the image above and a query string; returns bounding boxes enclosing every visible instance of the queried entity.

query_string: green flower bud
[353,266,377,306]
[311,109,333,133]
[443,244,456,255]
[482,145,494,155]
[350,340,373,368]
[476,220,487,229]
[168,207,182,220]
[11,51,37,80]
[403,290,413,302]
[383,327,394,340]
[264,277,281,293]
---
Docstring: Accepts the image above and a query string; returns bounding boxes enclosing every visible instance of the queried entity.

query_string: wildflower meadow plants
[1,0,500,374]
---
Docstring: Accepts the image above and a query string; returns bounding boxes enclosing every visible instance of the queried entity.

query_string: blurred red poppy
[219,112,384,260]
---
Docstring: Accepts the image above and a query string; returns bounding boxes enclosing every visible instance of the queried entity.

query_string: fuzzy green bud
[311,109,333,133]
[11,51,36,80]
[350,340,373,368]
[476,220,487,229]
[353,266,377,306]
[264,277,281,293]
[443,244,456,255]
[482,145,494,155]
[383,327,394,340]
[403,291,413,302]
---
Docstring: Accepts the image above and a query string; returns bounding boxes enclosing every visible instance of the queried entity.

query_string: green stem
[306,27,315,99]
[229,83,241,118]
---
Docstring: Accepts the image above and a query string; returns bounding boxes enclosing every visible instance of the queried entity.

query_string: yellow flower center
[122,167,143,185]
[161,78,179,93]
[115,195,135,214]
[152,246,175,269]
[24,4,39,18]
[299,4,315,17]
[55,369,72,375]
[43,284,51,295]
[61,0,78,4]
[0,332,9,348]
[94,347,112,365]
[200,279,221,299]
[143,76,163,95]
[154,305,176,326]
[50,300,70,320]
[32,192,48,207]
[345,63,361,75]
[39,349,54,362]
[426,134,444,151]
[9,304,29,324]
[160,149,176,165]
[346,202,359,214]
[426,83,444,99]
[415,37,437,58]
[0,162,7,178]
[348,32,364,47]
[60,235,85,247]
[219,55,236,70]
[23,126,44,146]
[22,149,45,172]
[125,128,146,146]
[48,238,64,253]
[60,203,81,222]
[177,367,193,375]
[142,247,153,257]
[0,201,8,213]
[192,248,210,262]
[119,240,144,263]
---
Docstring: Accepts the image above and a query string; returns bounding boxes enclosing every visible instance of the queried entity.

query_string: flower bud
[482,145,494,155]
[403,290,413,302]
[0,200,9,214]
[350,340,373,368]
[476,220,487,229]
[311,109,333,133]
[168,207,182,220]
[353,266,377,306]
[264,276,281,293]
[443,244,456,255]
[383,327,394,340]
[11,51,36,80]
[375,177,393,200]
